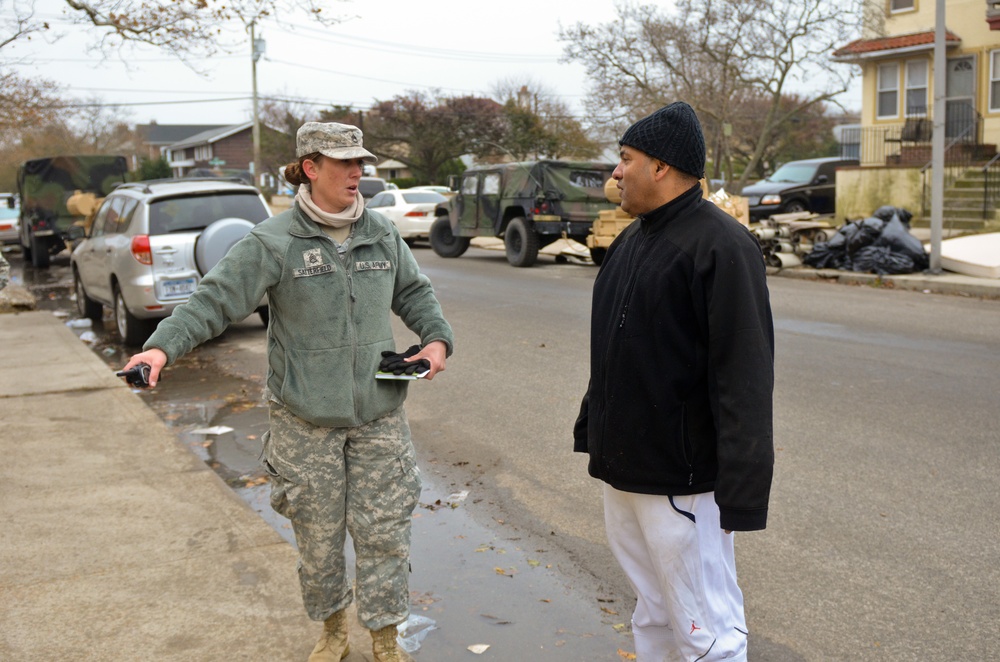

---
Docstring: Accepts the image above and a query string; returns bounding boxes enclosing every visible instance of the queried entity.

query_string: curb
[768,266,1000,300]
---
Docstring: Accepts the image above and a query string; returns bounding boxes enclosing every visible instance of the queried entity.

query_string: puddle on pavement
[22,251,633,660]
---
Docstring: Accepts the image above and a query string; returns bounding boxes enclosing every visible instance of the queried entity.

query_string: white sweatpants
[604,485,748,662]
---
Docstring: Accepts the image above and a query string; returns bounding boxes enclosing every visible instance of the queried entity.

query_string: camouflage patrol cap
[296,122,377,164]
[619,102,705,179]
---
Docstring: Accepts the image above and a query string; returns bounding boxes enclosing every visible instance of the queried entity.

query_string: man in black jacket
[574,102,774,661]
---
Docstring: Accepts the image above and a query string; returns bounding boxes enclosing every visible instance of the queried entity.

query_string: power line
[271,21,561,63]
[264,58,479,94]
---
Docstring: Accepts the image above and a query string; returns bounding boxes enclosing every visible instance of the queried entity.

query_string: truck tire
[504,217,539,268]
[30,235,50,269]
[114,285,155,346]
[590,247,607,266]
[430,216,469,258]
[783,199,807,214]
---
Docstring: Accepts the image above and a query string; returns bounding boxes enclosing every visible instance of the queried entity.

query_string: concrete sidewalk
[0,311,373,661]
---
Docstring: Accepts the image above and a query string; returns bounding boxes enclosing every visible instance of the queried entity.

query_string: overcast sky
[7,0,859,128]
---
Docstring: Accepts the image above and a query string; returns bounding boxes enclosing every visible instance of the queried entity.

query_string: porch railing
[983,154,1000,220]
[839,108,983,167]
[920,113,985,217]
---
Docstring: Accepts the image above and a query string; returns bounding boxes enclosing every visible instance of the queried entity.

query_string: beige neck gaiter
[296,184,364,229]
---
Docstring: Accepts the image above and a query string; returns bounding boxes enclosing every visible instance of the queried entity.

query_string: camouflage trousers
[262,402,422,630]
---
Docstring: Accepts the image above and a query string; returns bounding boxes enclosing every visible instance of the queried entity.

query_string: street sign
[208,157,226,167]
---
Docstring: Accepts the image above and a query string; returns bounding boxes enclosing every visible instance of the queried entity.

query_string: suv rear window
[358,179,387,198]
[149,192,268,235]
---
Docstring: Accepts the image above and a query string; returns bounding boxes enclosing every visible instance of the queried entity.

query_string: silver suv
[71,178,271,345]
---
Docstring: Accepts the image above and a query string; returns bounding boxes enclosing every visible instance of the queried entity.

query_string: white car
[409,185,453,196]
[0,194,19,245]
[367,189,448,242]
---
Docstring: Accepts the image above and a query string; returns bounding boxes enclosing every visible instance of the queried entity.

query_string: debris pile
[751,212,839,268]
[802,206,929,275]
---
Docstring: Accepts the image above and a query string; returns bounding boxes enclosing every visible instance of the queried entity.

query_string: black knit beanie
[619,102,706,179]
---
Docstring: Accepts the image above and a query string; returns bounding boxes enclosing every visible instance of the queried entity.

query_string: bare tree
[258,95,319,184]
[0,70,63,143]
[560,0,869,189]
[343,91,508,184]
[1,0,348,62]
[489,77,604,161]
[0,98,134,189]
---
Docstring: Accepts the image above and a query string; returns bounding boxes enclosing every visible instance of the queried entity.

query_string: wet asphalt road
[7,243,1000,661]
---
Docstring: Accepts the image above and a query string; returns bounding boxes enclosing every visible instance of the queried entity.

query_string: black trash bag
[803,243,842,269]
[872,205,913,227]
[824,221,859,250]
[851,245,916,275]
[876,215,929,271]
[846,217,885,255]
[804,221,858,268]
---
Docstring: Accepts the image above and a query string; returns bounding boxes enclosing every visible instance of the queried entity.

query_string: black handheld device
[116,363,151,388]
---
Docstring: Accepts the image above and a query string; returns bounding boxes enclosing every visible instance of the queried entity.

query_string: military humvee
[18,155,128,268]
[430,160,618,267]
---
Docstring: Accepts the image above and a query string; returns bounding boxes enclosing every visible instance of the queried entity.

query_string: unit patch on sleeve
[355,260,391,271]
[294,248,335,277]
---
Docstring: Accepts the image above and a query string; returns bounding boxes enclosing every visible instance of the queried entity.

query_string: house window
[877,63,900,119]
[194,145,212,161]
[905,60,928,116]
[992,50,1000,112]
[890,0,915,12]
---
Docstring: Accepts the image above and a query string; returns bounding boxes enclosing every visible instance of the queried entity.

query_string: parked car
[358,176,393,200]
[367,189,448,242]
[0,194,19,245]
[740,157,858,221]
[70,178,271,345]
[409,185,453,196]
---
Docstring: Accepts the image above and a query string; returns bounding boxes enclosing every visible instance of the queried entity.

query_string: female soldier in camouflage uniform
[122,122,454,662]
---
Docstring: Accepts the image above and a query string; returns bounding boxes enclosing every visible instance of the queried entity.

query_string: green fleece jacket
[144,204,454,428]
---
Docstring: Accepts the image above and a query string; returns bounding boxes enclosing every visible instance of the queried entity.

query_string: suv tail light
[404,211,429,217]
[130,235,152,265]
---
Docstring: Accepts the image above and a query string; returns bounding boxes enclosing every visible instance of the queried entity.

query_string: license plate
[161,277,197,298]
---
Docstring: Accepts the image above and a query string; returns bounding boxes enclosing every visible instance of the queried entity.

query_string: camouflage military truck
[18,155,129,268]
[430,160,618,267]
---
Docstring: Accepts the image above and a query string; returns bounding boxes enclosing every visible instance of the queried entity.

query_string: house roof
[832,30,961,62]
[168,122,255,150]
[136,124,228,145]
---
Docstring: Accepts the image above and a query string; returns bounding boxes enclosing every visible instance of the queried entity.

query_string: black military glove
[379,345,430,375]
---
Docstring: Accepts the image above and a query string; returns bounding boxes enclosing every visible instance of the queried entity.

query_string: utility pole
[250,21,265,188]
[929,0,945,273]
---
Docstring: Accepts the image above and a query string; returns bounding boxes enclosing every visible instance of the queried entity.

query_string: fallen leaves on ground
[617,649,637,660]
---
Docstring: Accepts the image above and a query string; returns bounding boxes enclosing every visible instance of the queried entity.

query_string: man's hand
[120,348,167,388]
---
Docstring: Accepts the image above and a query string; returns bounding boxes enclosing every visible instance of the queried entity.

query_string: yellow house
[832,0,1000,231]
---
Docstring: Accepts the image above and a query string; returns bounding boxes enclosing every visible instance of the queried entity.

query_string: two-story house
[832,0,1000,232]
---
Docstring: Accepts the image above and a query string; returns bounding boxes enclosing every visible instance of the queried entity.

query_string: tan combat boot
[370,624,413,662]
[308,609,350,661]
